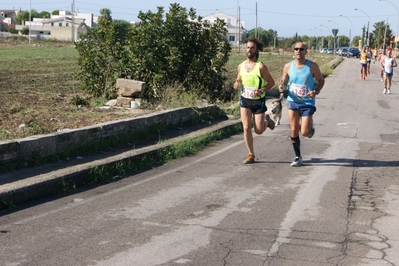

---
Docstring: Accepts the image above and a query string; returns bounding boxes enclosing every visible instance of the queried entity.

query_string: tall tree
[14,10,38,25]
[371,20,392,49]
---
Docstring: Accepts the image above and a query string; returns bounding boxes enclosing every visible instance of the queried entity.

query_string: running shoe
[383,88,387,94]
[265,114,275,130]
[243,153,255,164]
[290,157,303,167]
[388,89,391,94]
[308,124,315,139]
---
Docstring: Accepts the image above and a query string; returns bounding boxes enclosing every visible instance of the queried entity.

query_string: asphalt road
[1,57,399,266]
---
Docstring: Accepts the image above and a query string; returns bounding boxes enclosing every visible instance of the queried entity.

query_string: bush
[75,4,231,104]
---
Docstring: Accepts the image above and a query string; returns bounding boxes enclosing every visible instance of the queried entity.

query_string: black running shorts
[240,96,267,114]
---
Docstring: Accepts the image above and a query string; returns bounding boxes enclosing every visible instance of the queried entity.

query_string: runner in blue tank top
[278,42,325,167]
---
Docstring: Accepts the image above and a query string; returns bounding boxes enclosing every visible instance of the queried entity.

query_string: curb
[0,119,242,209]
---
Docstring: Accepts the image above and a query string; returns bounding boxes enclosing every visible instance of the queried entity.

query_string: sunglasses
[294,47,305,51]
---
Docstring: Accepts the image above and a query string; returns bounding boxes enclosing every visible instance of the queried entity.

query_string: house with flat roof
[202,11,246,46]
[1,9,93,41]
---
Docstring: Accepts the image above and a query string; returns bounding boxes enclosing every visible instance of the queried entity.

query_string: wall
[0,106,219,166]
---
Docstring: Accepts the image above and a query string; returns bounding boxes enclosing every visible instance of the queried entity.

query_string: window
[229,36,235,42]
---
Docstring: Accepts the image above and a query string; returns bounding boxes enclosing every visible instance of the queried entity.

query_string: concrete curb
[0,119,242,209]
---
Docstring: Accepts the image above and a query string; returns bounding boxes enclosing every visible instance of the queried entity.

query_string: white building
[9,10,93,41]
[202,11,246,46]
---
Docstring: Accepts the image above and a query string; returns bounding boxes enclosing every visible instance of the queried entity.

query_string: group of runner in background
[361,46,397,94]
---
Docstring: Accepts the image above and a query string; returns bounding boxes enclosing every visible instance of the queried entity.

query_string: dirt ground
[0,89,157,141]
[0,39,158,141]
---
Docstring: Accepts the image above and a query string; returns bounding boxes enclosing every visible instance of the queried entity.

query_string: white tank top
[383,57,394,74]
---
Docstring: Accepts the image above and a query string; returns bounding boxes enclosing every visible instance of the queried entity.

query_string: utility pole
[29,0,31,44]
[255,2,258,39]
[238,6,241,53]
[71,0,75,42]
[236,0,239,50]
[383,18,388,50]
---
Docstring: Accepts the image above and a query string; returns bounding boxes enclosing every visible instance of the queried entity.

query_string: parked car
[338,47,349,56]
[320,48,327,53]
[326,48,333,54]
[347,47,360,58]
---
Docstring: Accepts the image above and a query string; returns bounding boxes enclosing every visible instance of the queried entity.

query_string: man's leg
[241,107,254,155]
[288,109,302,166]
[301,115,313,137]
[387,76,392,94]
[253,112,266,135]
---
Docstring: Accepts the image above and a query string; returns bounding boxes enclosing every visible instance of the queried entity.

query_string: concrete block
[116,96,133,107]
[0,140,20,163]
[116,79,145,97]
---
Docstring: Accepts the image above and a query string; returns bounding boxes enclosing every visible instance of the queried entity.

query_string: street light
[320,24,332,49]
[354,7,371,46]
[314,27,324,49]
[328,20,339,29]
[379,0,399,52]
[328,20,340,51]
[310,28,318,50]
[339,14,353,44]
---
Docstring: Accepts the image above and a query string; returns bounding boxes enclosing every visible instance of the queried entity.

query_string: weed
[87,123,242,183]
[1,200,17,209]
[70,95,89,106]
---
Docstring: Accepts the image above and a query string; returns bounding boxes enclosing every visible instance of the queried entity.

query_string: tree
[75,4,231,102]
[14,10,38,25]
[351,36,362,47]
[244,28,277,48]
[20,27,29,35]
[337,35,350,47]
[128,4,231,100]
[75,8,134,99]
[37,11,51,19]
[371,20,392,49]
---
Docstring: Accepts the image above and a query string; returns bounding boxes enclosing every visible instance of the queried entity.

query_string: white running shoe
[290,157,303,167]
[383,88,387,94]
[388,89,391,94]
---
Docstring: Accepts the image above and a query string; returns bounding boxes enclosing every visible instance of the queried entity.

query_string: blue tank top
[287,60,315,106]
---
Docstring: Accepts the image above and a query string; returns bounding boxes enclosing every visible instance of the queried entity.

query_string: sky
[4,0,399,38]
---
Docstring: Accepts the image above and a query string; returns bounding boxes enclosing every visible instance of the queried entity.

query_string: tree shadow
[307,158,399,167]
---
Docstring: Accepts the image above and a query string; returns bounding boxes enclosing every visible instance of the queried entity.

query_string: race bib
[291,84,307,97]
[242,87,258,99]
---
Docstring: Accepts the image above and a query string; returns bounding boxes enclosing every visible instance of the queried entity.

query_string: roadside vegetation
[0,5,341,143]
[0,38,336,142]
[0,7,342,204]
